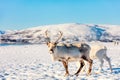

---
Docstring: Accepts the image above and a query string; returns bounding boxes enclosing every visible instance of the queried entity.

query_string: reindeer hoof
[87,72,91,76]
[110,70,113,73]
[74,73,79,76]
[64,73,69,77]
[95,71,101,74]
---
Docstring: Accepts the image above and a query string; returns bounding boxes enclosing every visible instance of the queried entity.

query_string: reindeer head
[45,30,63,54]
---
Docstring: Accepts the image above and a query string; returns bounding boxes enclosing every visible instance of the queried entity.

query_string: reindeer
[80,44,112,73]
[113,40,119,46]
[45,30,93,76]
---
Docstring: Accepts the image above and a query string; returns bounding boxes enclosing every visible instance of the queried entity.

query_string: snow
[1,23,120,44]
[0,42,120,80]
[0,23,120,79]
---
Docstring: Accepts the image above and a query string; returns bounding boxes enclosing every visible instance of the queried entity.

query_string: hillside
[0,23,120,44]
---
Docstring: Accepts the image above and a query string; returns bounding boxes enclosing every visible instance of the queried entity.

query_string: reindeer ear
[54,42,58,45]
[46,42,50,45]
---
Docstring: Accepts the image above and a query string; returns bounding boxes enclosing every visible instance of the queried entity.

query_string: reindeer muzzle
[49,49,54,54]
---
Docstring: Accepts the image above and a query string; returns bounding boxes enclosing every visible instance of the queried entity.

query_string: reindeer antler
[45,30,50,42]
[55,31,63,43]
[45,30,49,38]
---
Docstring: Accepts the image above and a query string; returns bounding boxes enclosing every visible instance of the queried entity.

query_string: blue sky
[0,0,120,30]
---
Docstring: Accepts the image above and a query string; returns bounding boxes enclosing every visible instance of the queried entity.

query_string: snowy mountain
[0,30,5,34]
[0,23,120,44]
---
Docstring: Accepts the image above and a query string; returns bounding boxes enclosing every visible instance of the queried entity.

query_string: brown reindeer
[45,30,93,76]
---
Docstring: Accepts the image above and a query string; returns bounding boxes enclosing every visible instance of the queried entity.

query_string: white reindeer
[81,44,112,73]
[113,40,119,46]
[45,30,93,76]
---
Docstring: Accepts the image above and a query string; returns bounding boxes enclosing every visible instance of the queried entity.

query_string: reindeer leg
[62,61,69,76]
[81,56,93,75]
[98,59,104,73]
[104,56,112,73]
[87,59,93,75]
[75,60,85,76]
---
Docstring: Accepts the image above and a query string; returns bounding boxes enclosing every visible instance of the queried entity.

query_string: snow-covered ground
[0,42,120,80]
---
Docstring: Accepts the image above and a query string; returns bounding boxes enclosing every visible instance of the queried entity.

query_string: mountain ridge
[0,23,120,44]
